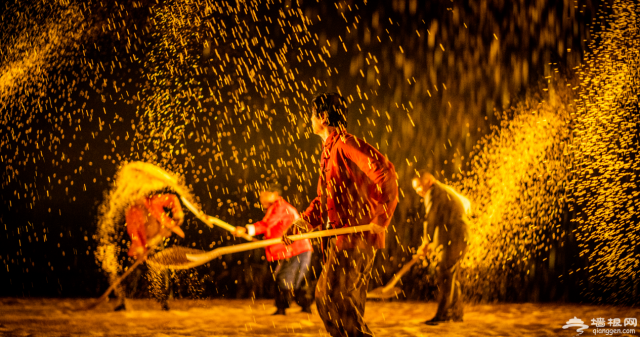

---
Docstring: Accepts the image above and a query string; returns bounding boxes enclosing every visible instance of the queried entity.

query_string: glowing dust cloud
[570,0,639,304]
[452,79,574,302]
[95,161,196,291]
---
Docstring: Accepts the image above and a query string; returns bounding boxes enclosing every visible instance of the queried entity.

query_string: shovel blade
[186,251,219,263]
[147,247,206,270]
[367,286,403,300]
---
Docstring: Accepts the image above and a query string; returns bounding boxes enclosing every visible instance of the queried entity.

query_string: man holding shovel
[233,183,313,315]
[125,193,185,259]
[284,92,398,337]
[113,192,185,311]
[412,171,470,325]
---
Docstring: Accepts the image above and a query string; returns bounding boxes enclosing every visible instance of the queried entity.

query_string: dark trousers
[273,250,312,310]
[148,266,171,305]
[315,239,376,337]
[433,239,467,321]
[114,262,171,307]
[433,263,463,321]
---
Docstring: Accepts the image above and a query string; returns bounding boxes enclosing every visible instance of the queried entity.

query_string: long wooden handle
[81,255,147,310]
[186,224,374,266]
[180,196,254,241]
[382,257,419,292]
[127,163,251,241]
[376,227,440,293]
[81,236,163,311]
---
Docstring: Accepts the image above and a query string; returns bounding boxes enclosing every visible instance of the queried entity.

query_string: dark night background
[1,0,638,306]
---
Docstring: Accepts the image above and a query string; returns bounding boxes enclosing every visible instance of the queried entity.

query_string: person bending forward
[412,171,470,325]
[114,193,185,311]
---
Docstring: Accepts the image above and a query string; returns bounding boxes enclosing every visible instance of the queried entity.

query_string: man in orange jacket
[125,193,185,259]
[235,184,313,315]
[114,192,185,311]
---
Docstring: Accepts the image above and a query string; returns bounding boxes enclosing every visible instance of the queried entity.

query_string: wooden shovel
[79,235,164,311]
[366,257,420,299]
[179,196,254,241]
[367,227,440,299]
[147,224,374,270]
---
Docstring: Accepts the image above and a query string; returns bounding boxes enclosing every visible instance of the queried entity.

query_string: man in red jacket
[234,183,313,315]
[285,93,398,336]
[126,193,185,259]
[114,192,185,311]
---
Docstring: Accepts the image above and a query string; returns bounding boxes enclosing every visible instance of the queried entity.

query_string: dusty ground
[0,298,638,336]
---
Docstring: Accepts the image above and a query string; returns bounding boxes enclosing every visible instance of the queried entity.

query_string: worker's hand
[128,246,146,261]
[370,223,385,234]
[414,242,435,260]
[172,209,185,227]
[292,218,311,231]
[173,216,184,228]
[414,242,427,259]
[424,243,435,257]
[136,253,148,261]
[415,242,444,262]
[432,244,444,261]
[233,226,247,237]
[282,218,310,245]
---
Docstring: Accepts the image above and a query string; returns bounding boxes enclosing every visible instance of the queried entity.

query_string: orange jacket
[247,197,312,261]
[125,193,185,258]
[302,130,398,250]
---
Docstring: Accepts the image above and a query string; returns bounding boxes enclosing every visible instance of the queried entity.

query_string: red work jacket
[248,197,312,261]
[302,130,398,250]
[125,193,184,258]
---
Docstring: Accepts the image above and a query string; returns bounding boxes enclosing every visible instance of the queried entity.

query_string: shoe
[272,308,286,316]
[424,317,462,325]
[114,303,126,312]
[301,307,312,314]
[425,317,449,325]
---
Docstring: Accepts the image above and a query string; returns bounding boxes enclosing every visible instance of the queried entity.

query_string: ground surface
[0,298,638,336]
